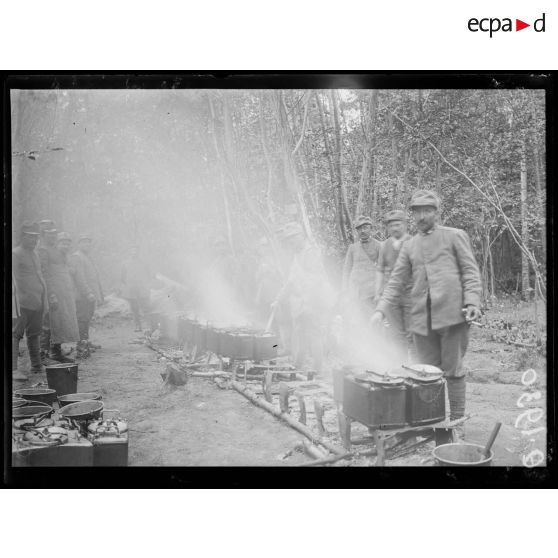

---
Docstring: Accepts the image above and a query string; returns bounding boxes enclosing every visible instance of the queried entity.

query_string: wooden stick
[297,452,352,467]
[279,382,290,413]
[230,380,346,456]
[262,370,273,403]
[301,439,327,460]
[313,399,326,437]
[295,391,307,425]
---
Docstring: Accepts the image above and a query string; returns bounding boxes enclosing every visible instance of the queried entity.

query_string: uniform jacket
[342,239,381,300]
[12,245,47,312]
[376,225,481,336]
[69,250,104,303]
[39,245,79,343]
[377,233,412,302]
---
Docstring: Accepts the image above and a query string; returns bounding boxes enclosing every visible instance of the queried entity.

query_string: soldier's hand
[370,311,384,329]
[464,305,482,322]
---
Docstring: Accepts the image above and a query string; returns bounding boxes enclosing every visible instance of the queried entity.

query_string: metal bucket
[14,387,57,406]
[58,392,102,407]
[46,363,78,396]
[432,443,494,466]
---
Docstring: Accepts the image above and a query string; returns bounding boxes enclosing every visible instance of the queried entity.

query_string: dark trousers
[13,307,43,340]
[75,299,96,341]
[412,321,469,378]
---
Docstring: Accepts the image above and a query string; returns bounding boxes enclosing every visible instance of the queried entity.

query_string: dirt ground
[13,300,547,467]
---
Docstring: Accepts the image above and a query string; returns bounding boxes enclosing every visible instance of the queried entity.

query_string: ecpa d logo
[468,13,545,37]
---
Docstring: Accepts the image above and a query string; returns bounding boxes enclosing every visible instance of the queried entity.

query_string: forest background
[11,88,546,308]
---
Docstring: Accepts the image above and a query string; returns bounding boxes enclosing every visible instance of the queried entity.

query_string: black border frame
[2,71,556,488]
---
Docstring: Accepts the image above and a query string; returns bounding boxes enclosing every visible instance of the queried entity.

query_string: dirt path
[76,318,308,466]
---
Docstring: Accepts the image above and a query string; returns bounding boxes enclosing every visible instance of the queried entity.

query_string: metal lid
[356,372,405,386]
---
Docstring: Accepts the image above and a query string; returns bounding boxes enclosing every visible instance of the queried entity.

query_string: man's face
[58,240,72,254]
[356,224,371,242]
[412,206,438,233]
[79,240,92,253]
[387,220,406,239]
[21,233,39,250]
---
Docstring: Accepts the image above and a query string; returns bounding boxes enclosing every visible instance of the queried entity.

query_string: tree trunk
[520,139,530,301]
[315,91,347,244]
[329,90,353,238]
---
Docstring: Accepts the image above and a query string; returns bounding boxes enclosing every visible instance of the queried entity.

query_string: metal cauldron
[12,404,54,422]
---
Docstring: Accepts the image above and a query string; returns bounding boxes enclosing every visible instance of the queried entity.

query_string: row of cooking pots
[151,312,278,361]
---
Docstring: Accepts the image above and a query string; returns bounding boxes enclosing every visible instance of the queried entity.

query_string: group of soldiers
[12,220,104,381]
[261,189,482,424]
[12,188,482,425]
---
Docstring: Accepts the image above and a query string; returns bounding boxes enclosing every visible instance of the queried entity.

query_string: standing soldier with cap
[37,219,57,361]
[69,234,104,358]
[12,222,48,380]
[341,215,381,320]
[375,209,414,358]
[40,232,80,362]
[370,190,482,426]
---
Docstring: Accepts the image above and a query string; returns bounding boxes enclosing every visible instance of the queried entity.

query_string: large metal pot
[58,400,104,422]
[14,387,57,406]
[13,404,54,422]
[57,392,102,407]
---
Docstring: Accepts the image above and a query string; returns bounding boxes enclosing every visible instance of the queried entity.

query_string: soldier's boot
[447,376,466,442]
[13,337,28,381]
[27,335,45,374]
[50,343,75,363]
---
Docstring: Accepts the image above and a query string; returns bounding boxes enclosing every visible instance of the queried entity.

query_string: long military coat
[12,245,47,312]
[376,225,481,336]
[40,245,79,343]
[69,250,104,303]
[342,239,381,301]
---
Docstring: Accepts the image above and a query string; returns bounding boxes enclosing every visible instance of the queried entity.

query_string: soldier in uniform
[39,232,80,362]
[69,234,104,357]
[371,190,482,424]
[272,223,335,375]
[12,222,48,380]
[37,220,57,361]
[375,209,414,359]
[341,215,381,321]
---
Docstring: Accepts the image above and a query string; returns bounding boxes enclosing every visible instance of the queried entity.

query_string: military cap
[78,234,93,242]
[45,227,59,236]
[57,232,72,242]
[354,215,373,229]
[39,219,56,231]
[282,222,304,239]
[21,221,40,235]
[384,209,406,223]
[409,189,440,210]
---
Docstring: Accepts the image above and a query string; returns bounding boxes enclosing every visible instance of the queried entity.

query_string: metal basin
[58,400,104,422]
[12,404,54,421]
[14,388,57,406]
[432,443,493,466]
[58,392,102,407]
